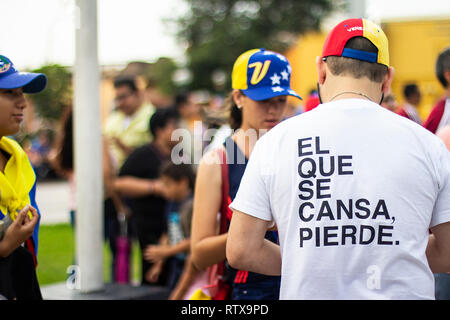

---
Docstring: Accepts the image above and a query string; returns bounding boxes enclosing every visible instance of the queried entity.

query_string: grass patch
[36,223,141,286]
[36,224,74,285]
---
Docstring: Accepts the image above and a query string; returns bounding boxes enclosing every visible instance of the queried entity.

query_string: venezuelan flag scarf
[0,136,40,265]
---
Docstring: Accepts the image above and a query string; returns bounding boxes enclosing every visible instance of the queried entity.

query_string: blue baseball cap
[231,48,302,101]
[0,55,47,93]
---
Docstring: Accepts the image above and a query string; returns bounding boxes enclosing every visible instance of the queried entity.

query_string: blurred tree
[29,64,72,121]
[174,0,340,93]
[121,57,179,97]
[145,57,179,96]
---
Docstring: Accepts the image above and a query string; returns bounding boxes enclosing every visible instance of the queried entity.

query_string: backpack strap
[214,147,230,279]
[217,147,232,233]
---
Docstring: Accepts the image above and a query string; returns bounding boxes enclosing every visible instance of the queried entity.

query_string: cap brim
[0,72,47,93]
[242,86,302,101]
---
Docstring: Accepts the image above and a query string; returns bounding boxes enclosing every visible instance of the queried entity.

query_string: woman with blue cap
[190,49,302,300]
[0,55,47,300]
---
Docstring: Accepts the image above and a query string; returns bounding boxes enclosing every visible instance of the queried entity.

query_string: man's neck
[323,76,382,103]
[123,103,142,117]
[153,138,171,157]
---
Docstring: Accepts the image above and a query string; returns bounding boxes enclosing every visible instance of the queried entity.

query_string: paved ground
[42,282,171,300]
[35,180,71,225]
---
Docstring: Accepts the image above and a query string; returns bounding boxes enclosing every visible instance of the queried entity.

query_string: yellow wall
[285,18,450,120]
[383,19,450,120]
[285,32,327,105]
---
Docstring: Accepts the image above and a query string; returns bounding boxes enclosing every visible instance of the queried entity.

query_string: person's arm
[102,136,131,218]
[102,135,117,198]
[190,149,227,270]
[227,210,281,276]
[169,255,202,300]
[143,234,168,262]
[426,221,450,273]
[170,239,190,255]
[426,141,450,273]
[0,205,39,258]
[113,176,166,198]
[145,260,164,284]
[144,238,191,262]
[114,145,167,198]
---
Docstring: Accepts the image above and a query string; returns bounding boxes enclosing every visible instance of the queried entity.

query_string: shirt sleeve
[118,147,142,177]
[229,136,273,222]
[430,141,450,228]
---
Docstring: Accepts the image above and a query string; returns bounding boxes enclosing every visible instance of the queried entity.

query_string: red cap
[321,18,389,67]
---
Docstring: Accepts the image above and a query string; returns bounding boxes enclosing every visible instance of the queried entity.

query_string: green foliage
[174,0,338,92]
[145,57,179,96]
[29,64,72,121]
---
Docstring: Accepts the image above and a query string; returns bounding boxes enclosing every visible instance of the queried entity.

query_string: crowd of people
[0,18,449,300]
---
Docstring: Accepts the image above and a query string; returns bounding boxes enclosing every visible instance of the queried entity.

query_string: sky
[0,0,449,70]
[0,0,188,69]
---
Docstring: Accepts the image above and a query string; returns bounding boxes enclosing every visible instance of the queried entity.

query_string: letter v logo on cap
[248,60,271,85]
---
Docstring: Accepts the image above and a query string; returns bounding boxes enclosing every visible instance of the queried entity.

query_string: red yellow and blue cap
[0,55,47,93]
[322,18,389,67]
[232,48,302,101]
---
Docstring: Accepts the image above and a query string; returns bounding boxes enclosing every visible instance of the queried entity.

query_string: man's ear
[381,66,395,94]
[316,56,327,85]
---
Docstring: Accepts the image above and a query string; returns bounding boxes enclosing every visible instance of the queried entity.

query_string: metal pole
[73,0,104,293]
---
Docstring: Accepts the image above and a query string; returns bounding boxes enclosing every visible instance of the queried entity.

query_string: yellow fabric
[362,19,389,66]
[231,49,261,90]
[103,103,154,169]
[189,288,212,300]
[0,137,35,220]
[248,60,272,85]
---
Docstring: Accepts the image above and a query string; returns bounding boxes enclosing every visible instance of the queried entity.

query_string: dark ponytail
[224,91,242,130]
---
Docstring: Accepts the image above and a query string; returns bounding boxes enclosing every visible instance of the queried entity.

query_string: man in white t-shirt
[226,18,450,300]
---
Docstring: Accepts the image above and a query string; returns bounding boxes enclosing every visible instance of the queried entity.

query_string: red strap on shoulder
[217,147,248,287]
[218,147,232,233]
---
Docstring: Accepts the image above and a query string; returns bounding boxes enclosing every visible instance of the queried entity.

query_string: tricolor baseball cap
[0,55,47,93]
[232,48,302,101]
[322,18,389,67]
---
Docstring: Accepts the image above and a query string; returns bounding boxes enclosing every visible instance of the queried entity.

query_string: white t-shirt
[229,98,450,300]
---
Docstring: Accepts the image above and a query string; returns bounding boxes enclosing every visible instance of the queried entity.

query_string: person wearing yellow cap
[190,48,302,300]
[227,19,450,299]
[0,55,46,300]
